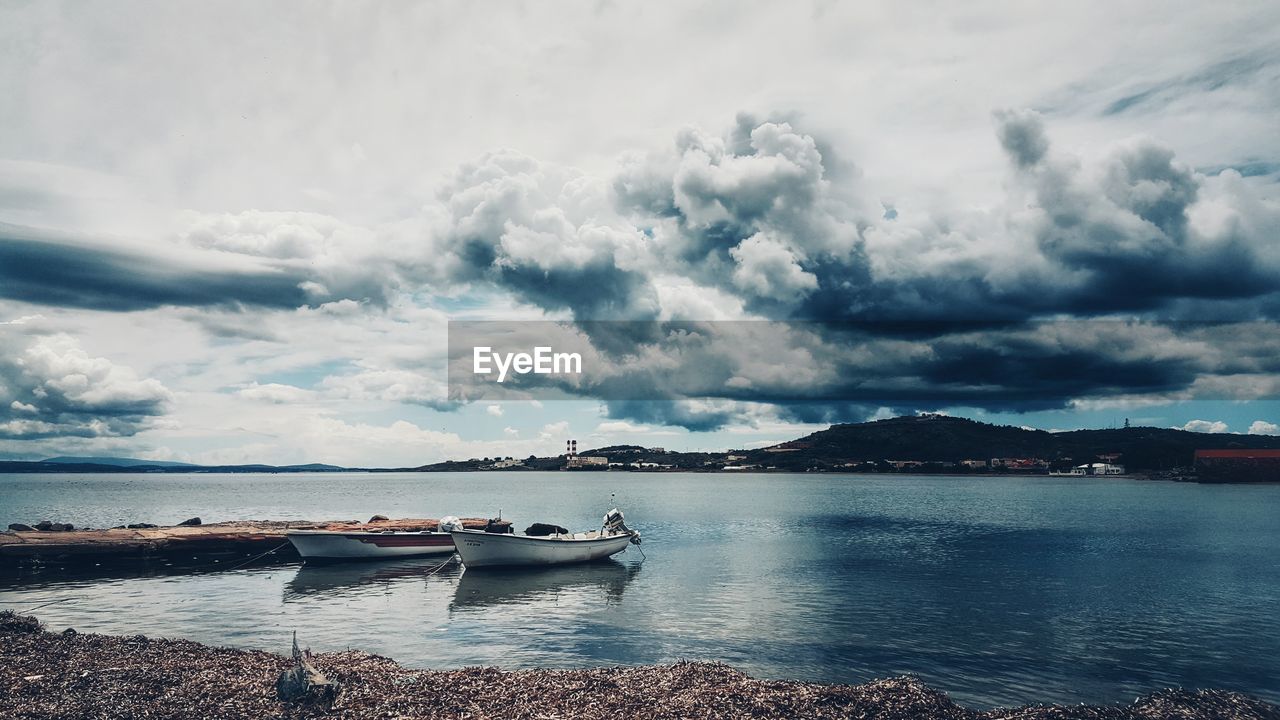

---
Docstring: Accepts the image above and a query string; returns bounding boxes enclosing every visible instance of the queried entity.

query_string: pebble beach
[3,611,1278,720]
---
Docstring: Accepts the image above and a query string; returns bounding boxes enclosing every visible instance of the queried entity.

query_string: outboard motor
[437,516,464,533]
[603,508,642,545]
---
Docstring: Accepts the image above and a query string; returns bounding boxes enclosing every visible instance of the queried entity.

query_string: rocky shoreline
[2,612,1277,719]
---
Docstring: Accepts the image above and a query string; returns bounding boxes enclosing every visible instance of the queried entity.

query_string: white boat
[286,516,465,560]
[451,508,641,568]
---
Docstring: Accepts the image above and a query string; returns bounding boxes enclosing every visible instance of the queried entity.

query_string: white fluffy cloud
[1182,419,1229,434]
[729,232,819,301]
[0,332,172,440]
[1248,420,1279,435]
[237,383,315,404]
[427,149,660,319]
[595,420,652,434]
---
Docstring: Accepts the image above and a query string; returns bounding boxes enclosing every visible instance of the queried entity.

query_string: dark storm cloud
[613,117,870,314]
[452,320,1229,430]
[602,400,739,433]
[602,110,1279,330]
[0,224,312,311]
[492,260,657,320]
[994,108,1050,168]
[605,399,886,432]
[1002,112,1280,312]
[437,112,1280,428]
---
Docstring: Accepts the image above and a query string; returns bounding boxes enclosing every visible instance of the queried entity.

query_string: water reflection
[4,472,1280,709]
[284,557,461,599]
[0,557,297,591]
[451,561,641,611]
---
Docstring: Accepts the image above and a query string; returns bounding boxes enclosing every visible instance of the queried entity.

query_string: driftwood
[275,631,340,708]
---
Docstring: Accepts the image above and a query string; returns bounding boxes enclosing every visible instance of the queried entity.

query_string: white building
[1074,462,1125,475]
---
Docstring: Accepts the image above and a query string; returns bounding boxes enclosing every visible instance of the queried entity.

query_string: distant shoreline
[9,415,1280,480]
[7,467,1276,484]
[8,468,1279,486]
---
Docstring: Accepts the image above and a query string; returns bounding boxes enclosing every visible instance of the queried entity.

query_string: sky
[2,1,1279,466]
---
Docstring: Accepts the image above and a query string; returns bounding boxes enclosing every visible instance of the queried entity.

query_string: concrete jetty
[0,517,504,570]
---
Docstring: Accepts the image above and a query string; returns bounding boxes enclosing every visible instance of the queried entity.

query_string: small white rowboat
[451,508,641,568]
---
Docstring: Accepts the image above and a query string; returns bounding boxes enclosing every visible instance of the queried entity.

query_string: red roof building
[1194,449,1280,483]
[1194,449,1280,459]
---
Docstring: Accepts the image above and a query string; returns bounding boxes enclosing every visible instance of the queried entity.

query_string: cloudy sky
[2,1,1279,466]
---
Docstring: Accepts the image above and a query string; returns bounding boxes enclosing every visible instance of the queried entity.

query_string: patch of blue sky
[952,400,1280,435]
[1197,160,1280,178]
[256,360,351,390]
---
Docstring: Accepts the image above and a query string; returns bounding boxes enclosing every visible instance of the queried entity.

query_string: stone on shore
[177,517,202,526]
[30,521,74,532]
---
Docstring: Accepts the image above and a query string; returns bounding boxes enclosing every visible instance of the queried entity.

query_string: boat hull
[450,530,633,568]
[286,530,456,560]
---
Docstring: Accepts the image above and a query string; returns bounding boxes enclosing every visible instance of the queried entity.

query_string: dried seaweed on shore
[2,612,1277,720]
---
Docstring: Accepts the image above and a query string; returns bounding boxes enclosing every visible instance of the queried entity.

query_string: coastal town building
[1072,462,1125,475]
[990,457,1049,471]
[1194,449,1280,483]
[565,455,608,469]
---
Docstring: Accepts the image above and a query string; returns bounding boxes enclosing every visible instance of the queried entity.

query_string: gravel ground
[2,611,1277,719]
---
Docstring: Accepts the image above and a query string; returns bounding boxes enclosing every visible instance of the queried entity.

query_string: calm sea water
[2,472,1278,709]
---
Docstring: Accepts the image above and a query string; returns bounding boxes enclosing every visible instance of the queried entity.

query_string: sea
[1,471,1278,709]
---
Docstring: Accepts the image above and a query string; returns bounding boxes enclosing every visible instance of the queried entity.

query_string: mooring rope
[219,541,292,572]
[420,553,460,579]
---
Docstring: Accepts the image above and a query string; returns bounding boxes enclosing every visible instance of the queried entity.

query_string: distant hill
[740,415,1280,471]
[0,460,354,474]
[586,445,648,453]
[12,415,1280,477]
[42,456,198,468]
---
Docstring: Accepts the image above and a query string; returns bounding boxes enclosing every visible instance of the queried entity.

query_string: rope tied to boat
[421,554,460,579]
[221,541,292,572]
